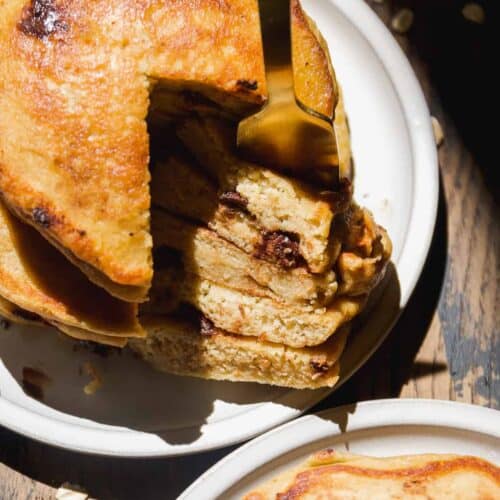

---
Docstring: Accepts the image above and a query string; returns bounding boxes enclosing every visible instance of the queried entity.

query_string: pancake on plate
[244,450,500,499]
[0,0,392,390]
[0,0,340,302]
[0,201,143,342]
[131,316,348,389]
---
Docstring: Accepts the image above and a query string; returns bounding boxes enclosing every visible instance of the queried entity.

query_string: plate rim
[0,0,439,457]
[179,399,500,499]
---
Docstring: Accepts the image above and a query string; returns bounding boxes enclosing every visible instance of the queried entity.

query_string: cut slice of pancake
[151,209,338,305]
[152,265,363,348]
[146,0,337,122]
[0,202,144,339]
[0,0,338,301]
[147,204,389,347]
[244,450,500,499]
[130,316,348,389]
[182,280,362,348]
[176,118,346,273]
[151,154,270,258]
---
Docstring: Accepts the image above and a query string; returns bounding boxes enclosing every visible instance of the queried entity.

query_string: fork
[237,0,345,185]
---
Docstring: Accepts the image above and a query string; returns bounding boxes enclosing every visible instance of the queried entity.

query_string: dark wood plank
[0,1,497,498]
[375,0,498,407]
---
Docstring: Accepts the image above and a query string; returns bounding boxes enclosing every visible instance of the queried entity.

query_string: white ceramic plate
[0,0,438,456]
[180,400,500,499]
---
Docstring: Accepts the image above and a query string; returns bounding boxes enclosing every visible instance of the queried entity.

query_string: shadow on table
[0,424,234,500]
[317,175,448,411]
[404,0,497,203]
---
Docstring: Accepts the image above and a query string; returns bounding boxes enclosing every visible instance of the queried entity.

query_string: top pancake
[0,0,337,301]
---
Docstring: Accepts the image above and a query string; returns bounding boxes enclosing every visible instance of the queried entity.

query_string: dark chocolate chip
[219,190,249,212]
[18,0,68,40]
[255,231,304,269]
[32,207,54,228]
[237,79,258,91]
[310,360,330,373]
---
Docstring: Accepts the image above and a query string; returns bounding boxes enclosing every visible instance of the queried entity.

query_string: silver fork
[237,0,345,185]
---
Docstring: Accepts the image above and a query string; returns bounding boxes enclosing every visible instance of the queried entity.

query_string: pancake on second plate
[244,450,500,499]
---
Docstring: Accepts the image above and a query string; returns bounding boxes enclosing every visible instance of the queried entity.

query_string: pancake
[147,202,389,347]
[0,0,338,301]
[336,205,393,296]
[152,153,341,273]
[176,118,346,273]
[0,293,128,346]
[53,323,128,348]
[0,294,42,326]
[130,317,348,389]
[0,290,130,346]
[151,209,338,305]
[148,263,362,348]
[244,450,500,499]
[0,202,143,339]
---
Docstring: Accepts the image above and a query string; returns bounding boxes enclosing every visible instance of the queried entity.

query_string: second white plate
[180,400,500,499]
[0,0,438,456]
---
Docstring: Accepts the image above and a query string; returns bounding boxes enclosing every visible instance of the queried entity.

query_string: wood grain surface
[0,1,497,499]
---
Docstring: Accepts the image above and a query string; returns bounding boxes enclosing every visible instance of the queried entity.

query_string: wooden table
[0,1,497,498]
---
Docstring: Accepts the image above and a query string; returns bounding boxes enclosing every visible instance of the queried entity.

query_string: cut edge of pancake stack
[0,0,392,389]
[130,115,391,388]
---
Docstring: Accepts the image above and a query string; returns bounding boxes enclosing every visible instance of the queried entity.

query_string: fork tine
[237,0,344,185]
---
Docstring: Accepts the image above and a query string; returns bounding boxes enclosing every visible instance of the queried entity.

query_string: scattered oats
[431,116,444,147]
[391,8,414,34]
[56,483,89,500]
[82,361,102,395]
[462,3,485,24]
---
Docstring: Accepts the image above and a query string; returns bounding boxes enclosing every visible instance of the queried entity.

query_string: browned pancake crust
[245,453,500,499]
[0,0,336,299]
[0,201,143,338]
[292,0,337,119]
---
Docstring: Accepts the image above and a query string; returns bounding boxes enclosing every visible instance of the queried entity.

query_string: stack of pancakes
[0,0,391,389]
